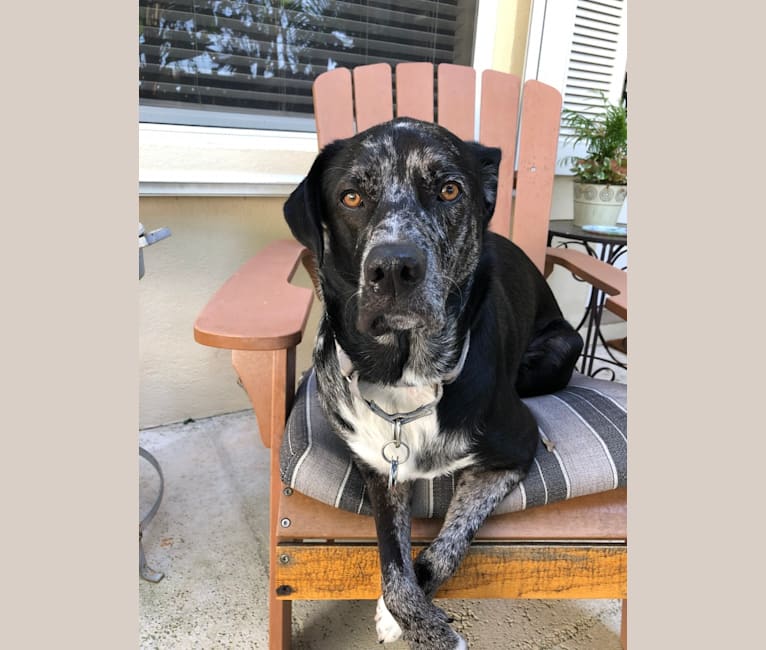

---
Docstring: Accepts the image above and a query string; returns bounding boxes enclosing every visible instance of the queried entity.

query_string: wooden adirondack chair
[194,63,627,650]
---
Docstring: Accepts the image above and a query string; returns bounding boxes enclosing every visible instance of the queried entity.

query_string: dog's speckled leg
[364,468,466,649]
[414,467,525,600]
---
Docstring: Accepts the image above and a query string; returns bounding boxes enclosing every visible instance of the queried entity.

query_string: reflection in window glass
[139,1,477,125]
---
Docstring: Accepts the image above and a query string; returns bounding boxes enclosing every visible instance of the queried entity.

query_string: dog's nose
[364,243,426,298]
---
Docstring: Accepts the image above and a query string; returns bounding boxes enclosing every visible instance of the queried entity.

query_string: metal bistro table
[547,219,627,379]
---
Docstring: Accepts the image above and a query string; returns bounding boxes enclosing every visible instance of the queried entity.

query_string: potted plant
[561,96,627,227]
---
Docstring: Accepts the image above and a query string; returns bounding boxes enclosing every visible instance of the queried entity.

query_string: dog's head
[285,118,500,339]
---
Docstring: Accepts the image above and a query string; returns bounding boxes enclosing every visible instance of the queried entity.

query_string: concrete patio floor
[139,348,626,649]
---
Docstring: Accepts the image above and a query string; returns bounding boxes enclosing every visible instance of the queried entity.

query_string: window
[139,1,478,130]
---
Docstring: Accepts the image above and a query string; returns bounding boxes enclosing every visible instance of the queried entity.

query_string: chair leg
[269,594,292,650]
[235,347,297,649]
[620,599,627,649]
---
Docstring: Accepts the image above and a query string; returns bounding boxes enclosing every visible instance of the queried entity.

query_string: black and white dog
[284,117,582,649]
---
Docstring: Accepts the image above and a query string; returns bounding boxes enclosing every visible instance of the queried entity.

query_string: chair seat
[281,370,626,519]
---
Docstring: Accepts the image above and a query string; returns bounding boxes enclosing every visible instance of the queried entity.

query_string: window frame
[139,101,318,133]
[139,123,318,196]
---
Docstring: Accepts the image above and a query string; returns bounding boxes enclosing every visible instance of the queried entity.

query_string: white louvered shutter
[524,0,627,173]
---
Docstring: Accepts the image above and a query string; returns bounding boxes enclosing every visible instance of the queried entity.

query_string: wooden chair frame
[195,63,627,649]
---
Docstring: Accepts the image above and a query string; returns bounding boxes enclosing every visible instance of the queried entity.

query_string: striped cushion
[280,369,626,518]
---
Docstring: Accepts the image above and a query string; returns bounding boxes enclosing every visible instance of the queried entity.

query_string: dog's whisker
[342,288,364,324]
[444,274,464,307]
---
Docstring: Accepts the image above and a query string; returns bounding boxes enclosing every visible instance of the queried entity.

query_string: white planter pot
[573,182,627,227]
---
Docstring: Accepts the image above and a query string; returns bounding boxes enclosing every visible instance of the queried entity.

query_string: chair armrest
[194,239,315,351]
[605,292,627,321]
[545,246,627,320]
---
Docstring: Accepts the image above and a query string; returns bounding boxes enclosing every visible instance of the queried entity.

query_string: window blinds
[139,1,477,123]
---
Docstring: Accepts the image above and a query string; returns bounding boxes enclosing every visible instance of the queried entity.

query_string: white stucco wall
[139,196,323,429]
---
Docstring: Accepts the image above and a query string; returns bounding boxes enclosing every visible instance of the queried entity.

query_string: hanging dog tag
[382,419,409,491]
[388,458,399,489]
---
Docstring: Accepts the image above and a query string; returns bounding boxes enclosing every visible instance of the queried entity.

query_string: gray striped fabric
[280,369,627,518]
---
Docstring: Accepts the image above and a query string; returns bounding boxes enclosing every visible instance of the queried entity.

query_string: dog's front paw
[375,595,403,643]
[407,629,468,650]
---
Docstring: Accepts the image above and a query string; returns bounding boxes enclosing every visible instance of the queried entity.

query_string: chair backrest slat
[311,64,562,273]
[353,63,394,133]
[395,62,435,121]
[479,70,521,241]
[437,64,476,141]
[512,80,562,272]
[313,68,355,148]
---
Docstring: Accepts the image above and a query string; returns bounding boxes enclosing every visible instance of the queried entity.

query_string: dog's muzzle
[357,242,432,336]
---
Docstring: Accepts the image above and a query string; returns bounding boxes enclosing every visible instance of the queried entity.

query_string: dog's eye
[341,191,363,208]
[439,182,461,202]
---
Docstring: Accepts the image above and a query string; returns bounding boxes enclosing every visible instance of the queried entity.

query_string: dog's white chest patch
[336,379,475,482]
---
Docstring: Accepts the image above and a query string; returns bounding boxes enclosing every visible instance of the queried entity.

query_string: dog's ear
[284,142,343,265]
[464,142,502,225]
[284,175,324,264]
